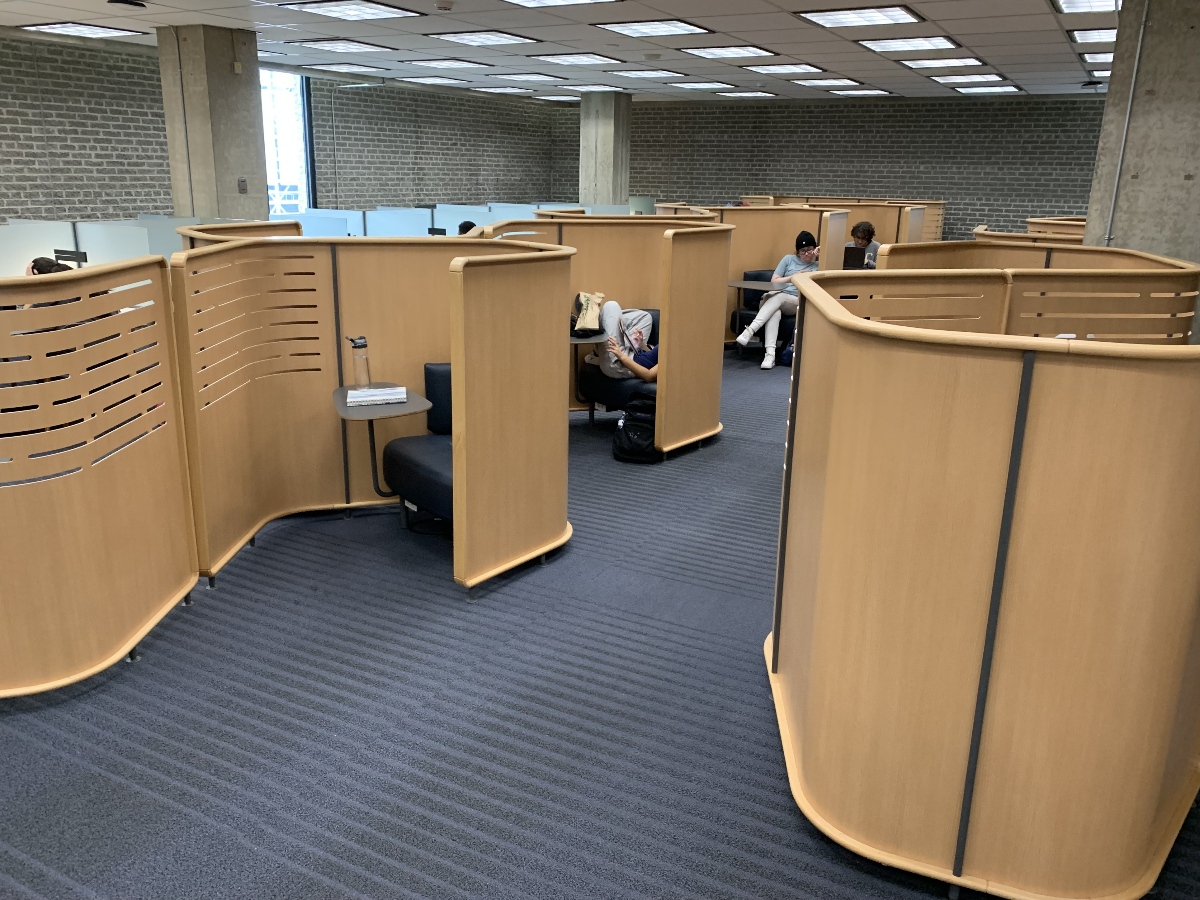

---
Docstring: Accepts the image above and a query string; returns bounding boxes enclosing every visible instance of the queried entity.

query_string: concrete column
[1084,0,1200,262]
[579,92,631,206]
[157,25,269,219]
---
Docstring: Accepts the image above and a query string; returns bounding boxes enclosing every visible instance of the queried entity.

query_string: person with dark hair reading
[735,230,819,370]
[457,221,477,235]
[846,221,881,269]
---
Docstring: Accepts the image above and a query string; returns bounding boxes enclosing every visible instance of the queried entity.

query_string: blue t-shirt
[632,346,659,369]
[773,254,818,295]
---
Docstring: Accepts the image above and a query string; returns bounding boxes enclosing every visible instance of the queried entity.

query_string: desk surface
[729,279,777,291]
[570,333,607,344]
[333,383,432,421]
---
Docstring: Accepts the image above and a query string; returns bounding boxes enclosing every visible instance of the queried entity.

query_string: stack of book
[346,386,407,407]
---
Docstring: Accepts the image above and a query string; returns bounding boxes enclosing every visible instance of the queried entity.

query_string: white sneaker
[736,327,754,347]
[760,350,776,370]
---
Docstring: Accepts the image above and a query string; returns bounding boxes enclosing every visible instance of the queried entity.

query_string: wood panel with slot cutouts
[171,241,343,575]
[0,257,197,697]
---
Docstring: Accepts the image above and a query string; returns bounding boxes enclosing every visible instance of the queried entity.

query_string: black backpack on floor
[613,392,660,463]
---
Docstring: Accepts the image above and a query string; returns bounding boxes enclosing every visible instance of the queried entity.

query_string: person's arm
[606,337,658,382]
[770,258,792,288]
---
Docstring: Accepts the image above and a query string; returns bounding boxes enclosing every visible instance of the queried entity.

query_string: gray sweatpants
[596,300,653,379]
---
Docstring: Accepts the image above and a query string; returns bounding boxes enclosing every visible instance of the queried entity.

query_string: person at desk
[735,231,819,370]
[585,300,658,382]
[846,221,881,269]
[457,221,476,235]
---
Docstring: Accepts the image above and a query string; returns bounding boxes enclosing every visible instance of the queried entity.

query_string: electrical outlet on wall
[237,177,248,194]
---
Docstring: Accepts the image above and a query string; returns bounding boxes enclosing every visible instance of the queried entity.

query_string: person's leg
[761,295,799,370]
[738,291,784,345]
[597,300,633,378]
[621,308,654,350]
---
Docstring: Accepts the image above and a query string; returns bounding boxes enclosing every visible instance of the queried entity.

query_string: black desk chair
[576,308,659,424]
[382,363,453,524]
[730,269,796,354]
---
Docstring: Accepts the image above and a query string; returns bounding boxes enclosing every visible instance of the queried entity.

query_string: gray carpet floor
[2,354,1198,900]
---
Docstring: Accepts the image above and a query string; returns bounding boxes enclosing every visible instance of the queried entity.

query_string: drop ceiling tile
[641,0,782,15]
[912,0,1054,18]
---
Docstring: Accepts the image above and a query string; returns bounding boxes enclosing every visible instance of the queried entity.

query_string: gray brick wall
[0,37,172,222]
[619,97,1106,240]
[308,81,555,207]
[548,106,580,203]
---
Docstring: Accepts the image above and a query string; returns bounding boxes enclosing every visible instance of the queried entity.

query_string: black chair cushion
[741,269,773,312]
[577,362,658,413]
[424,363,451,435]
[382,434,453,520]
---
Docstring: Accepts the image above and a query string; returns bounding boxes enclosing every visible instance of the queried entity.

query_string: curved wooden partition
[651,204,718,217]
[768,265,1200,900]
[705,206,849,339]
[483,217,733,450]
[756,195,945,242]
[169,236,574,582]
[878,240,1195,273]
[1027,215,1086,237]
[0,258,197,697]
[178,220,303,249]
[973,224,1083,246]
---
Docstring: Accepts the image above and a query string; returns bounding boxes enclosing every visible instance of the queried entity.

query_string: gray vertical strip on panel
[770,297,807,674]
[952,349,1036,877]
[330,245,350,506]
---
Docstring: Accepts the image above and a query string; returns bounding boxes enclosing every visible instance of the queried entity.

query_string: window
[260,70,311,214]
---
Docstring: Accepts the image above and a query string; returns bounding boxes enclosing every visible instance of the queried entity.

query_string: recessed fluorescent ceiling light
[683,46,772,59]
[598,21,708,37]
[504,0,617,6]
[718,91,776,97]
[295,39,390,52]
[534,54,619,64]
[473,87,530,93]
[411,59,490,68]
[1071,29,1117,42]
[280,1,419,20]
[23,23,143,38]
[401,76,465,84]
[801,6,919,27]
[1056,0,1120,11]
[1091,69,1112,77]
[305,63,385,72]
[571,85,623,91]
[794,78,858,86]
[609,70,683,78]
[957,86,1020,93]
[901,57,982,68]
[1083,52,1113,63]
[832,89,890,95]
[932,73,1002,84]
[496,73,564,81]
[436,31,534,46]
[745,64,821,74]
[538,95,582,101]
[670,82,735,89]
[860,37,956,52]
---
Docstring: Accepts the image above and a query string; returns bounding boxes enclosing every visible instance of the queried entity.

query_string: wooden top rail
[1026,216,1087,237]
[972,224,1083,245]
[177,220,303,248]
[879,239,1197,272]
[796,268,1200,355]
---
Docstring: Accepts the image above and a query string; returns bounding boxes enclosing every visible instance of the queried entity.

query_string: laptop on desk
[843,246,867,270]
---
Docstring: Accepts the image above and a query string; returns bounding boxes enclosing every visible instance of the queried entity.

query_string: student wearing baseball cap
[735,231,818,369]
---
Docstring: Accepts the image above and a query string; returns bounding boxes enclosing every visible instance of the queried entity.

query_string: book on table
[346,386,407,407]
